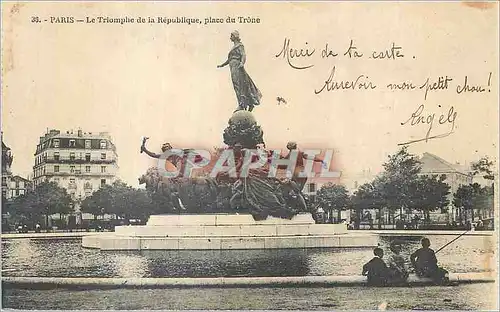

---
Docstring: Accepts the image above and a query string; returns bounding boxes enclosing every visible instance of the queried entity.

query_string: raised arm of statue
[141,137,161,158]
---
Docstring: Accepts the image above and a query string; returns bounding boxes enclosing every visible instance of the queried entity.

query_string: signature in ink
[398,104,457,146]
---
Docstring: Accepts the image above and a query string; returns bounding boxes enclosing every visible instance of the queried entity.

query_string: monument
[82,31,377,250]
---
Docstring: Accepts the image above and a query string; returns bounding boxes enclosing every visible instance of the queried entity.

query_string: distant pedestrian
[35,223,41,233]
[362,247,388,286]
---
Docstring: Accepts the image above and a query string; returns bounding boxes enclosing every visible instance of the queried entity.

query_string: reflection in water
[2,239,40,272]
[1,235,495,278]
[112,253,148,278]
[143,249,311,277]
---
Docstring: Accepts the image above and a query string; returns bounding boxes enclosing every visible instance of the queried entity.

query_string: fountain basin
[82,213,378,250]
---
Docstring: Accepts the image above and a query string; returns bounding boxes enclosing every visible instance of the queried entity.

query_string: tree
[470,156,495,221]
[351,179,385,229]
[81,181,156,222]
[380,146,422,222]
[316,183,349,223]
[411,174,450,221]
[10,182,73,227]
[454,183,491,222]
[471,156,495,181]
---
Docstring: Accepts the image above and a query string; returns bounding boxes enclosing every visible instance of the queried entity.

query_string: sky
[2,2,498,187]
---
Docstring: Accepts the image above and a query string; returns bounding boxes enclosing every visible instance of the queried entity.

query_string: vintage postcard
[1,1,498,311]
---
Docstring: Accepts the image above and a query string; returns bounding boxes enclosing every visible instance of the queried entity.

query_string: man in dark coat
[362,247,389,286]
[410,237,449,284]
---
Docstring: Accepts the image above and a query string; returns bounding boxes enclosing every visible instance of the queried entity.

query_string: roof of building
[11,175,31,182]
[419,152,471,176]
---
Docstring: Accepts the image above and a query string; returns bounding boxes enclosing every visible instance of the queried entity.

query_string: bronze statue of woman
[217,31,262,112]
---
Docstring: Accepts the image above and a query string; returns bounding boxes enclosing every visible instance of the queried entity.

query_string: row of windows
[34,165,109,177]
[9,189,25,197]
[53,165,107,173]
[53,178,107,188]
[35,152,110,165]
[9,181,26,188]
[52,139,107,149]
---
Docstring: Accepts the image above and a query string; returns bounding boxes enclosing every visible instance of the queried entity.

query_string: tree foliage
[380,146,422,215]
[9,182,73,225]
[410,174,450,220]
[316,183,349,222]
[81,180,155,221]
[453,183,491,221]
[471,156,495,180]
[350,147,451,227]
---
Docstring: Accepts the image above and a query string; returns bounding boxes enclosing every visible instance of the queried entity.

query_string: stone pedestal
[82,213,377,250]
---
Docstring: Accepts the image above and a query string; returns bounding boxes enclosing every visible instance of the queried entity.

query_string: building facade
[419,152,473,222]
[33,129,118,206]
[1,134,14,199]
[8,175,32,199]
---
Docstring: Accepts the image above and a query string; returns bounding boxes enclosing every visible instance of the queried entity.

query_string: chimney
[78,129,83,137]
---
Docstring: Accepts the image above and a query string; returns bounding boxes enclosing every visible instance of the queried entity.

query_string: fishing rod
[435,229,470,254]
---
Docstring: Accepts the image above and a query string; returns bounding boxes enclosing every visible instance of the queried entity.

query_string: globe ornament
[223,111,264,148]
[229,110,257,126]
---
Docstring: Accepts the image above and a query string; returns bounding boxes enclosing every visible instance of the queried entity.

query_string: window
[69,178,75,184]
[70,166,75,173]
[308,183,316,193]
[85,140,91,149]
[54,152,60,161]
[54,177,60,183]
[101,153,106,160]
[85,153,91,161]
[101,166,106,173]
[85,166,91,173]
[1,177,6,184]
[15,190,19,196]
[69,139,76,147]
[19,190,25,195]
[84,182,92,190]
[100,179,106,187]
[15,181,19,188]
[100,140,107,149]
[53,139,60,148]
[70,152,75,160]
[54,165,60,173]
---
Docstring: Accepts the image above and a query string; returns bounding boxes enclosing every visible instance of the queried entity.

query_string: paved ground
[2,283,497,310]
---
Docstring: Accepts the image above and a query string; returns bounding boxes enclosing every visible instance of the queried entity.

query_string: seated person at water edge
[410,238,449,282]
[386,242,409,283]
[362,247,388,286]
